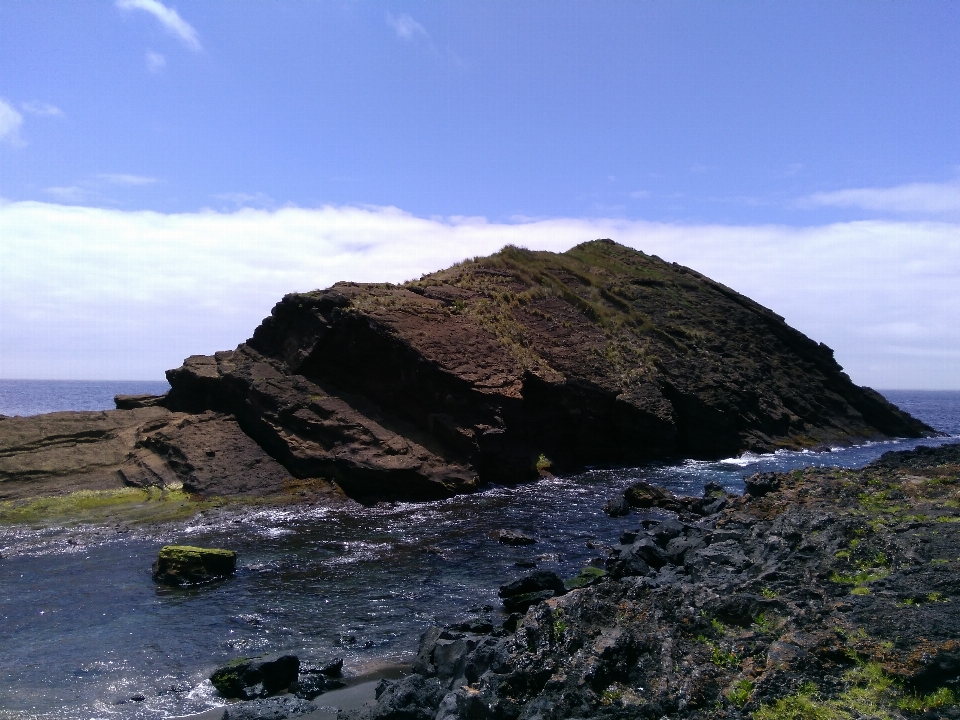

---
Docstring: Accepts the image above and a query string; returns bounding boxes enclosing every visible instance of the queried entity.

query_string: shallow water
[0,380,170,418]
[0,388,958,719]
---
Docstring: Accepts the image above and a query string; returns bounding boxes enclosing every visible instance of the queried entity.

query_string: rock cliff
[162,240,930,500]
[0,240,933,504]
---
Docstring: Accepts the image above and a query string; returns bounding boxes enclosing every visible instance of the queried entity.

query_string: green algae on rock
[151,544,237,586]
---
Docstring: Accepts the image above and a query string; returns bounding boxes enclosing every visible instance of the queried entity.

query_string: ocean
[0,383,958,719]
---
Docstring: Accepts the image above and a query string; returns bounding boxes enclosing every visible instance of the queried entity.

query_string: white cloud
[0,98,24,145]
[42,186,87,202]
[213,191,275,208]
[21,101,63,117]
[0,201,958,390]
[97,173,158,186]
[805,182,960,215]
[146,50,166,73]
[387,13,428,40]
[116,0,201,51]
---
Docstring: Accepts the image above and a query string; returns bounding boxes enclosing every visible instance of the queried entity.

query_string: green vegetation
[0,485,222,526]
[728,679,754,708]
[710,644,739,668]
[535,453,552,472]
[564,566,607,590]
[599,685,624,706]
[898,686,958,713]
[753,663,959,719]
[753,612,775,633]
[552,607,567,637]
[761,586,779,599]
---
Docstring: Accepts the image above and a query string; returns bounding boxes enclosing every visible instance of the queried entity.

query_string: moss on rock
[152,544,236,586]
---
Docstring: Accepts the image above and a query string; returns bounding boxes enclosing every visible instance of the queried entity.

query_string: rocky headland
[0,240,933,511]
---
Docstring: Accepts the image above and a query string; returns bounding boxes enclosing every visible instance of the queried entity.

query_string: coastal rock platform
[351,443,960,720]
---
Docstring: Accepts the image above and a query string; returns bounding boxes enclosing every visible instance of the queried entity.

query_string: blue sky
[1,1,959,387]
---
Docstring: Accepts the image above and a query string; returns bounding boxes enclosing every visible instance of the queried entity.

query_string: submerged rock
[152,545,236,586]
[489,528,537,546]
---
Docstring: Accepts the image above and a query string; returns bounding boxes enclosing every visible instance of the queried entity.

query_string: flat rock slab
[0,407,295,502]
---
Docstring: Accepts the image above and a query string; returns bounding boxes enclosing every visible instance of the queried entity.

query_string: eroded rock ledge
[0,240,934,504]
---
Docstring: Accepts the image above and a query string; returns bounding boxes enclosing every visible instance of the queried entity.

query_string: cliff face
[159,240,930,501]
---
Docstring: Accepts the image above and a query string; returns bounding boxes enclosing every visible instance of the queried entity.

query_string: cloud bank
[806,181,960,216]
[1,201,957,389]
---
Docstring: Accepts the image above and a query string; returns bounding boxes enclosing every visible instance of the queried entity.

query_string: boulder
[210,655,300,699]
[367,675,447,720]
[498,570,567,599]
[745,472,781,498]
[289,674,325,700]
[502,590,556,613]
[623,481,675,508]
[114,394,166,409]
[152,545,237,586]
[603,495,630,517]
[564,566,607,590]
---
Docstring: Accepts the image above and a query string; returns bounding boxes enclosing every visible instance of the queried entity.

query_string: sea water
[0,384,958,719]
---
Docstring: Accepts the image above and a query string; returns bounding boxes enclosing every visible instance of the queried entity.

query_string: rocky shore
[0,241,934,509]
[343,442,960,720]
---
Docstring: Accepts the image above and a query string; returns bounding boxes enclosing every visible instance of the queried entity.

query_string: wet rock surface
[0,241,933,505]
[354,443,960,719]
[211,655,300,700]
[220,696,318,720]
[152,544,237,586]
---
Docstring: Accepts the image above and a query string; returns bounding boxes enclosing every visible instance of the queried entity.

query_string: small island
[0,240,932,513]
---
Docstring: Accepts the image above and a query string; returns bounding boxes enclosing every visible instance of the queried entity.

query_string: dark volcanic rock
[744,471,780,498]
[221,696,317,720]
[623,480,678,509]
[498,571,567,599]
[210,655,300,699]
[603,495,630,516]
[356,443,960,720]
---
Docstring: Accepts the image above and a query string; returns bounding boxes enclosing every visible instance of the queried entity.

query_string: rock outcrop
[351,443,960,720]
[0,240,934,504]
[160,240,931,501]
[151,544,237,585]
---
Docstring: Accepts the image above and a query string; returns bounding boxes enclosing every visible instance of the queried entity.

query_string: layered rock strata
[0,240,934,503]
